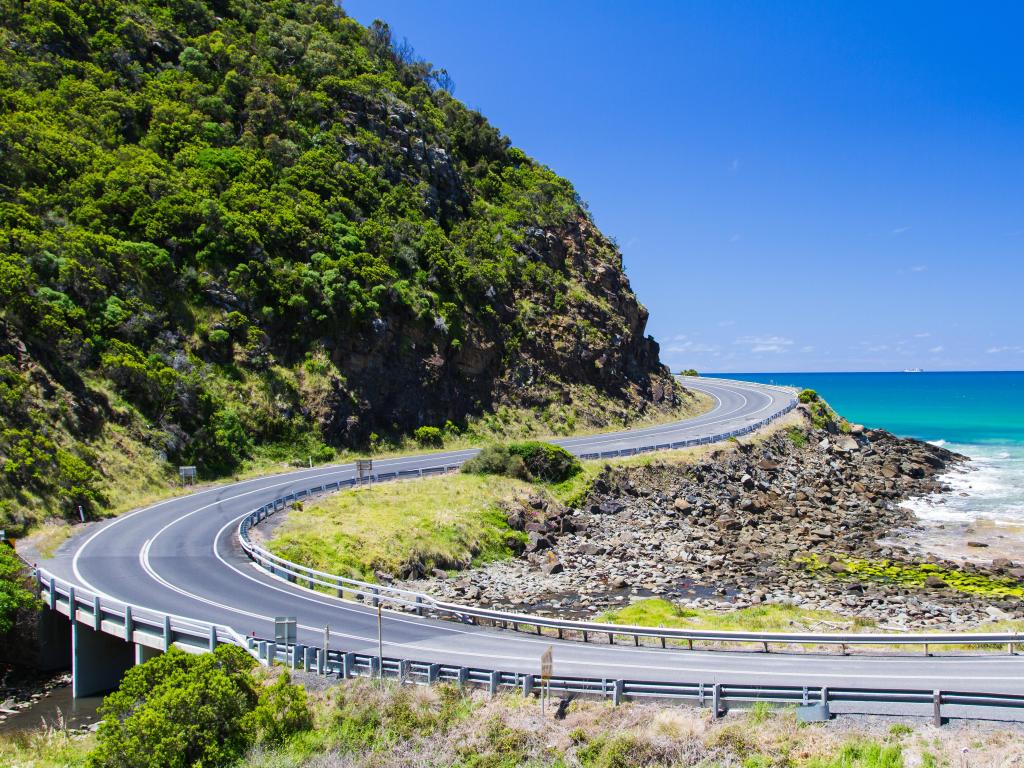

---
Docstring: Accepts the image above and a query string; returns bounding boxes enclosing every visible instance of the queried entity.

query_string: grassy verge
[266,474,534,581]
[599,599,1024,654]
[599,599,878,633]
[4,676,1019,768]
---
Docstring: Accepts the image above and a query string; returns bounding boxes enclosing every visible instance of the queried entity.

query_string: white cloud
[913,332,931,338]
[892,226,911,235]
[909,265,928,273]
[929,346,944,354]
[666,341,720,354]
[735,335,795,354]
[729,233,742,243]
[729,158,740,174]
[986,345,1024,354]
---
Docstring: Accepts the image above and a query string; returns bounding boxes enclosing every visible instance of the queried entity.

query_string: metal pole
[323,624,329,662]
[377,604,384,682]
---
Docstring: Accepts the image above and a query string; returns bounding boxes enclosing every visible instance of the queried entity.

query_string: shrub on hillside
[679,368,699,377]
[462,441,580,483]
[798,389,819,404]
[89,645,310,768]
[460,444,530,480]
[414,426,445,448]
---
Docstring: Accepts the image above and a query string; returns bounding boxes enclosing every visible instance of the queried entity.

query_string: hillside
[0,0,683,532]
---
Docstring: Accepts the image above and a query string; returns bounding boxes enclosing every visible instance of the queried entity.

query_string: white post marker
[540,646,553,717]
[377,604,384,682]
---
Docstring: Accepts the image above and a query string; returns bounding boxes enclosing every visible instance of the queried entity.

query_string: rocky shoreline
[399,408,1024,628]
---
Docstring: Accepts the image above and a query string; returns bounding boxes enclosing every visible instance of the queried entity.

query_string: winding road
[38,377,1024,719]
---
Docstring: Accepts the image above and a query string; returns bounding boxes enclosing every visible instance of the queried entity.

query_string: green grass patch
[597,599,877,632]
[266,474,533,581]
[800,554,1024,599]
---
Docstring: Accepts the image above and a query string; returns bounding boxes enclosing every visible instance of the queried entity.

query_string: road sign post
[179,465,197,487]
[540,646,553,717]
[356,459,373,484]
[274,616,297,664]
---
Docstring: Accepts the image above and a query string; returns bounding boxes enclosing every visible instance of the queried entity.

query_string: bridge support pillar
[134,643,161,666]
[72,621,134,698]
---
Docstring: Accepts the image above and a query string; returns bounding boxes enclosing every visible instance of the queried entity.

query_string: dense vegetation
[0,0,679,534]
[0,671,983,767]
[0,543,38,633]
[89,646,309,768]
[461,440,582,483]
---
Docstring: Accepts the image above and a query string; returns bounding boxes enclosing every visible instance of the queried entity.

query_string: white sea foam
[903,442,1024,525]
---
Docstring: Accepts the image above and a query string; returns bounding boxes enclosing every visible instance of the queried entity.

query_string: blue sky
[342,1,1023,373]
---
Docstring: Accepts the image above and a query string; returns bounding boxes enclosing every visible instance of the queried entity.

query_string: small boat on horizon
[903,367,924,373]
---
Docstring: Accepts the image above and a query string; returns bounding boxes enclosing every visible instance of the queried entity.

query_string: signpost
[540,646,553,716]
[275,616,297,664]
[179,465,197,487]
[356,459,373,484]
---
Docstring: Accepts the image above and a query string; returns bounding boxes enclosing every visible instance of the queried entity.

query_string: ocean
[715,371,1024,527]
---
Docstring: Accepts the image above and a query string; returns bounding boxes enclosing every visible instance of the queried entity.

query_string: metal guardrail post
[398,659,410,682]
[427,663,440,683]
[712,683,723,718]
[933,690,943,727]
[208,625,218,651]
[458,667,469,687]
[67,586,76,621]
[488,670,500,697]
[93,596,101,630]
[163,615,172,651]
[613,679,624,706]
[48,576,56,610]
[342,652,355,678]
[124,605,133,641]
[522,674,534,697]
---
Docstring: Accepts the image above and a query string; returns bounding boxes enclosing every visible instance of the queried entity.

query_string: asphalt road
[40,377,1024,710]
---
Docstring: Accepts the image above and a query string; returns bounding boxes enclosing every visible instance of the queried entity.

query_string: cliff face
[0,0,677,528]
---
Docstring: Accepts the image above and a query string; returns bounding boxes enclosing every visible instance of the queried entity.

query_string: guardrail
[237,396,1024,657]
[257,642,1024,724]
[574,400,797,461]
[35,566,1024,722]
[35,568,256,659]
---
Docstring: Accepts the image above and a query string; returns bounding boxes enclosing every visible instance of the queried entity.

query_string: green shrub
[0,544,39,634]
[89,646,310,768]
[798,388,819,404]
[460,444,530,480]
[679,368,699,377]
[507,441,581,483]
[413,426,444,448]
[462,441,580,483]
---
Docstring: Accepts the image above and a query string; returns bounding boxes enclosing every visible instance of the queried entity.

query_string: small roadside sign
[540,646,553,680]
[274,616,297,646]
[540,646,554,716]
[356,459,373,484]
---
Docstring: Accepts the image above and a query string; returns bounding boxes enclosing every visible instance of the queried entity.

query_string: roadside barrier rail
[237,393,1024,657]
[34,568,256,658]
[35,566,1024,721]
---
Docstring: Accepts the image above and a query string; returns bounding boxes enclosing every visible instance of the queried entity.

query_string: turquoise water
[716,371,1024,524]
